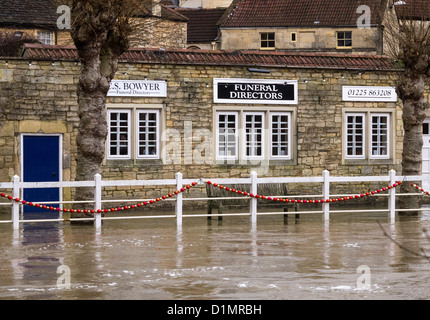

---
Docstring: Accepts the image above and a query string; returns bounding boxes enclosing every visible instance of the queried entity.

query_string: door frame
[20,133,63,214]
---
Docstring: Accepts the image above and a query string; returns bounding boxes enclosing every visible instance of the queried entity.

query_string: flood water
[0,209,429,300]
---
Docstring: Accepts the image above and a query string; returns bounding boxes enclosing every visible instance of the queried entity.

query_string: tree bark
[398,71,427,215]
[68,1,132,219]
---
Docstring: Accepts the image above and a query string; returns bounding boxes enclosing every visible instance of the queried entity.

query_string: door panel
[22,135,61,218]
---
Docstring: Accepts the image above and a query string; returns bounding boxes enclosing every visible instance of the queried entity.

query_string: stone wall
[130,17,187,49]
[0,57,408,210]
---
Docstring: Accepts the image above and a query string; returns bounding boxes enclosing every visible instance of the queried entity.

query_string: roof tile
[219,0,387,28]
[21,43,398,71]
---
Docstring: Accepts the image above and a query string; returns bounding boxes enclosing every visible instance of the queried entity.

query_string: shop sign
[342,86,397,102]
[214,78,298,104]
[108,80,167,97]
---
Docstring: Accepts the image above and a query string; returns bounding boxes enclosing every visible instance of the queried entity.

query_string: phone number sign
[342,86,397,102]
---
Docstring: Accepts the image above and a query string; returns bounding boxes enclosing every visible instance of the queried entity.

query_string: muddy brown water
[0,209,429,300]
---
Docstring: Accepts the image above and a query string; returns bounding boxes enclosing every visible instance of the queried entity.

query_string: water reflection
[0,211,429,300]
[10,220,63,299]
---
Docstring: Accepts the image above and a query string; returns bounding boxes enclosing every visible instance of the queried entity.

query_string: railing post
[175,172,183,226]
[12,175,20,230]
[322,170,330,221]
[389,169,396,221]
[250,171,258,224]
[94,173,102,230]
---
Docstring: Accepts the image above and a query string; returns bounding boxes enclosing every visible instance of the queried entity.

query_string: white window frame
[270,112,291,160]
[37,31,53,45]
[243,112,265,160]
[369,113,390,159]
[216,111,239,161]
[107,109,131,159]
[136,109,160,159]
[345,113,366,159]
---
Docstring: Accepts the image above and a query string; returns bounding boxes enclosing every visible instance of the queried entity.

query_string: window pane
[271,113,290,157]
[109,111,130,158]
[245,113,264,157]
[346,114,364,157]
[217,113,237,158]
[137,111,158,157]
[371,115,389,157]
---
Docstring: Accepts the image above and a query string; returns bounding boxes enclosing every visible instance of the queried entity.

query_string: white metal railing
[0,169,427,230]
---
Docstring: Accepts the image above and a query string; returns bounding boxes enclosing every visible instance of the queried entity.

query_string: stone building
[0,0,67,46]
[0,0,189,49]
[1,43,419,209]
[217,0,397,54]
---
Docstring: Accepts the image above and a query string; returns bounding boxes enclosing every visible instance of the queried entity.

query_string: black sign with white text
[214,78,298,104]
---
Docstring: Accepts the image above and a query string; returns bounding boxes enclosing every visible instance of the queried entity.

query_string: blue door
[23,135,60,219]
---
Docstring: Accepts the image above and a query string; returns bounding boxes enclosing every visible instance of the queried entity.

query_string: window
[346,113,365,159]
[344,112,391,160]
[108,110,131,159]
[370,114,390,158]
[216,112,238,160]
[260,32,275,50]
[216,110,292,161]
[270,113,291,159]
[137,110,159,159]
[107,106,162,160]
[337,31,352,48]
[37,31,53,45]
[244,112,264,159]
[291,32,297,42]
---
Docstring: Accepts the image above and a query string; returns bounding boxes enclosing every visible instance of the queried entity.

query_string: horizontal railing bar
[203,178,251,184]
[395,208,430,212]
[101,199,174,203]
[0,220,12,223]
[19,219,65,223]
[330,209,390,213]
[257,211,323,215]
[102,215,176,220]
[17,181,95,188]
[258,177,323,183]
[184,212,251,218]
[101,179,177,187]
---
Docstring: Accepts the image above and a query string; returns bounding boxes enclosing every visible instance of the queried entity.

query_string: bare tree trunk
[68,2,131,220]
[72,44,110,218]
[398,72,427,215]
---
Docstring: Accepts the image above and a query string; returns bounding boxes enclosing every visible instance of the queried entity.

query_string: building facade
[217,0,394,54]
[1,44,418,209]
